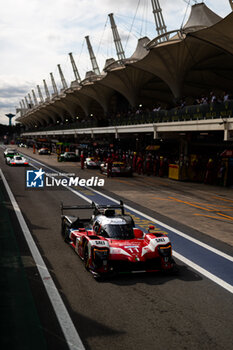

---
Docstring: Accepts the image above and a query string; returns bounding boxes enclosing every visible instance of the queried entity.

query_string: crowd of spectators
[107,90,233,122]
[174,90,233,110]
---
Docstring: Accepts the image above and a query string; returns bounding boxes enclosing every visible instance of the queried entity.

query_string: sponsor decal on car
[155,238,166,243]
[94,240,107,245]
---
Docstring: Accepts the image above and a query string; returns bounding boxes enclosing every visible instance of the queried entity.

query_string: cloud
[0,78,33,124]
[0,0,231,124]
[0,86,30,98]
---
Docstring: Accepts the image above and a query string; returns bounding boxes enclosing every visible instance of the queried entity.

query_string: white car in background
[6,155,29,166]
[84,157,101,169]
[3,148,18,158]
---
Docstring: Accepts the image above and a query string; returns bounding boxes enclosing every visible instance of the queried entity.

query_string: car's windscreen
[15,156,22,160]
[103,224,134,239]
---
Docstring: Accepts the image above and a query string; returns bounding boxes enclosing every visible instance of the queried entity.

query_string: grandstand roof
[183,2,222,32]
[127,37,150,62]
[188,11,233,55]
[16,3,233,126]
[132,2,233,100]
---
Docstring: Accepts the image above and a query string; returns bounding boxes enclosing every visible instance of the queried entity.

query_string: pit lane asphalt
[1,148,233,350]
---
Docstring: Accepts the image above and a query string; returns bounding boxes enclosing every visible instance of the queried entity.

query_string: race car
[58,152,80,162]
[38,147,51,155]
[6,155,29,166]
[3,148,18,158]
[61,201,176,279]
[84,157,101,169]
[100,161,133,177]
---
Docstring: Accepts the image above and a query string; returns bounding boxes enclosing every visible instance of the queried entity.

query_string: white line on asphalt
[20,154,233,294]
[174,252,233,294]
[0,168,85,350]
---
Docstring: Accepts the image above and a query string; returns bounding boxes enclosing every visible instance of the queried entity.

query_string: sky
[0,0,231,124]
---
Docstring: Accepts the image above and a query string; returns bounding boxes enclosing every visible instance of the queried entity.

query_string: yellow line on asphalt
[194,213,233,222]
[152,197,233,211]
[216,212,233,221]
[112,178,135,185]
[151,197,173,201]
[211,208,233,211]
[168,197,214,211]
[135,177,169,186]
[190,202,233,211]
[212,196,233,203]
[202,204,233,209]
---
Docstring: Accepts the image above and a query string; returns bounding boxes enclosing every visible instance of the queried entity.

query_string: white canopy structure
[16,3,233,128]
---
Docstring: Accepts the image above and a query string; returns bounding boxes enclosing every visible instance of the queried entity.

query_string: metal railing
[26,100,233,133]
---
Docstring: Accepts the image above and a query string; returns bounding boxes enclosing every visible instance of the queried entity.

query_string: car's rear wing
[93,200,125,215]
[61,202,94,215]
[60,200,125,215]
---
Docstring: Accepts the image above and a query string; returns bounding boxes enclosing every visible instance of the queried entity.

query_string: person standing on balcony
[223,91,229,102]
[210,92,217,103]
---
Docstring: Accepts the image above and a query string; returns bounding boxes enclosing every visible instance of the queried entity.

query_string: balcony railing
[26,100,233,133]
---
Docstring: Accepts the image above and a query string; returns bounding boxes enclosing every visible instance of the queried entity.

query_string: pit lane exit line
[26,156,233,294]
[0,169,85,350]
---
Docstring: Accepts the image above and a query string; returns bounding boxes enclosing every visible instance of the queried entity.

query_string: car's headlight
[92,248,109,267]
[158,244,172,257]
[93,248,109,259]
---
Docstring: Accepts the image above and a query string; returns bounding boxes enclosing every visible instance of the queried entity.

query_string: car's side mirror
[134,228,143,239]
[148,225,155,232]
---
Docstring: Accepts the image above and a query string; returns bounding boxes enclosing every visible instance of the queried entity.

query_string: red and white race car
[61,201,176,279]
